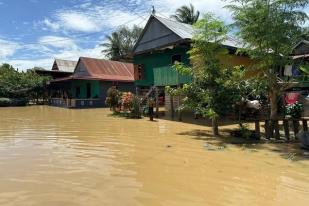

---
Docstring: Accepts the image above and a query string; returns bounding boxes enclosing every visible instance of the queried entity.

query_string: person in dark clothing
[148,98,155,121]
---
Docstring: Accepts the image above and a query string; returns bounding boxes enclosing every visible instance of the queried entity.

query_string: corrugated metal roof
[155,16,194,39]
[53,59,77,73]
[73,57,134,82]
[136,15,243,50]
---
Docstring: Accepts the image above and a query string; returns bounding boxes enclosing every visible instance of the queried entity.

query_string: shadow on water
[177,128,309,162]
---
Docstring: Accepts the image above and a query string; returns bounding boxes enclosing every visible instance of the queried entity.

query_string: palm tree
[101,26,143,61]
[171,4,200,25]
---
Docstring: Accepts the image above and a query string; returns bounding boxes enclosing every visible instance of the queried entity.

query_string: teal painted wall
[71,80,100,99]
[134,47,191,86]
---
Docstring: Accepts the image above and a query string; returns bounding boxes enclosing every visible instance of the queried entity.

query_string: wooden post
[170,95,174,120]
[255,120,261,139]
[303,119,308,132]
[155,87,159,118]
[212,117,219,136]
[269,120,274,139]
[283,119,290,141]
[177,95,182,122]
[274,120,280,140]
[265,120,270,139]
[293,120,300,139]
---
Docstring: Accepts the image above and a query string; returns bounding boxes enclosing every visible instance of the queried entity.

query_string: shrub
[0,98,27,107]
[285,102,303,119]
[130,96,142,118]
[105,87,122,111]
[0,98,11,106]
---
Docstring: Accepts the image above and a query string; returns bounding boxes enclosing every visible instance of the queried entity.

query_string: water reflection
[0,106,308,206]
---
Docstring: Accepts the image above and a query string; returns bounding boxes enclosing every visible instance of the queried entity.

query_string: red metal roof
[50,57,135,83]
[77,57,134,81]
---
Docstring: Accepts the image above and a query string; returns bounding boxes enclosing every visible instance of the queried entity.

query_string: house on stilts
[132,15,254,112]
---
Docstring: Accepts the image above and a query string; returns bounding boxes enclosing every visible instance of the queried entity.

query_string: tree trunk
[269,90,278,120]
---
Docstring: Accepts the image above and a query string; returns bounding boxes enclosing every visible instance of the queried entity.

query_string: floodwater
[0,106,309,206]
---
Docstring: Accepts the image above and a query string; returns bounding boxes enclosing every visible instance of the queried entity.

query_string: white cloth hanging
[284,65,293,76]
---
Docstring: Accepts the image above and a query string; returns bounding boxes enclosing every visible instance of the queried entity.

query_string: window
[134,64,144,80]
[86,83,91,98]
[171,54,182,64]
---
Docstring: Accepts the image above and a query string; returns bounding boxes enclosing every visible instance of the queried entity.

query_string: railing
[281,75,309,87]
[49,98,102,108]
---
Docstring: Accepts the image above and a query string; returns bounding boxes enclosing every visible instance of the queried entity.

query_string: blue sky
[0,0,308,71]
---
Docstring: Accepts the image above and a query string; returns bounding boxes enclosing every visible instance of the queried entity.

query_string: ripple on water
[0,106,309,206]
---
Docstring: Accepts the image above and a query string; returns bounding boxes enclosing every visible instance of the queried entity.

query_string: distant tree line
[0,63,50,106]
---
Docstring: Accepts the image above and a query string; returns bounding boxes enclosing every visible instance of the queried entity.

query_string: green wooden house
[132,15,251,93]
[49,57,135,108]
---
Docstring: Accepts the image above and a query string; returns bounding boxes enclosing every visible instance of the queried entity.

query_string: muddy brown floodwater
[0,106,309,206]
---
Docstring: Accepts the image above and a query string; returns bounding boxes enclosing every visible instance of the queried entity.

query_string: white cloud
[57,11,101,32]
[42,18,60,31]
[0,39,20,59]
[39,36,77,49]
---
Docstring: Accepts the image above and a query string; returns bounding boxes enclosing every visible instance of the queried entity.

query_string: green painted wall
[71,80,100,99]
[134,47,191,86]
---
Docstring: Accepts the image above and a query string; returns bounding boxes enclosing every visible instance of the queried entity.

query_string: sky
[0,0,308,71]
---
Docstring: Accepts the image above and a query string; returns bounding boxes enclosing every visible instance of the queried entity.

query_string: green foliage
[0,98,27,107]
[227,0,309,119]
[0,64,50,102]
[285,102,303,118]
[171,3,200,25]
[130,96,142,119]
[171,13,233,118]
[299,64,309,75]
[101,25,143,61]
[105,87,122,111]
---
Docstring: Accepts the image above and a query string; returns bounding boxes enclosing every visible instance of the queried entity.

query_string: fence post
[303,119,308,132]
[265,120,270,139]
[283,119,290,141]
[170,95,174,120]
[255,120,260,139]
[293,120,300,139]
[274,120,280,140]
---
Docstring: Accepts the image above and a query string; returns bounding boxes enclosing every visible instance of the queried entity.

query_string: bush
[105,87,122,111]
[285,102,303,119]
[0,97,27,107]
[130,96,142,118]
[0,98,11,106]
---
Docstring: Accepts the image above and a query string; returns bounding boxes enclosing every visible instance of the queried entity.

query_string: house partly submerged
[132,15,254,111]
[49,57,135,108]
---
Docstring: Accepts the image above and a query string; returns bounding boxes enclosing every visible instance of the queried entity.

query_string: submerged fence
[254,117,308,140]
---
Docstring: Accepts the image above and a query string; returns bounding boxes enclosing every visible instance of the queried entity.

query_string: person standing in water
[148,97,155,121]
